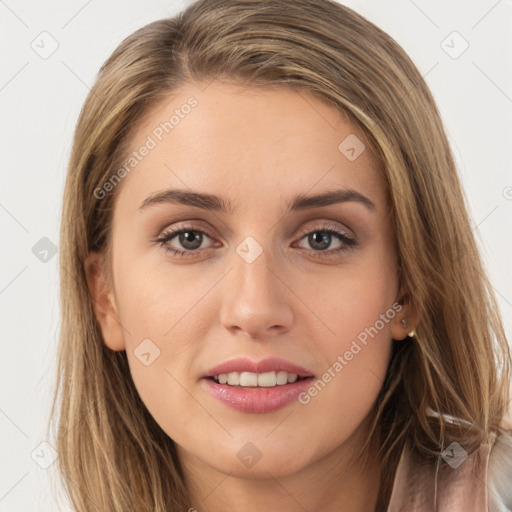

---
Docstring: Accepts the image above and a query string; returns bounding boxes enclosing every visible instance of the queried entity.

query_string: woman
[50,0,512,510]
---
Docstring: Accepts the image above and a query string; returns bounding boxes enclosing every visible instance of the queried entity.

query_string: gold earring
[401,319,416,338]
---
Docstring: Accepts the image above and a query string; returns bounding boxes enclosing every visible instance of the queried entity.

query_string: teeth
[213,371,301,387]
[276,371,288,385]
[239,372,258,386]
[227,372,239,386]
[258,371,276,387]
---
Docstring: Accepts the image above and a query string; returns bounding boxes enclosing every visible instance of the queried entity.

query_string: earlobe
[84,251,126,351]
[391,291,419,341]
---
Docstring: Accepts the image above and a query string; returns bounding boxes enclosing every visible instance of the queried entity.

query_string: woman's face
[87,81,411,480]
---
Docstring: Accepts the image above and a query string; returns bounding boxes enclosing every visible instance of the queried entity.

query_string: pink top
[387,431,512,511]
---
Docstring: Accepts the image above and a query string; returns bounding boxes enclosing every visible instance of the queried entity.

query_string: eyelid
[295,221,355,241]
[158,221,217,239]
[156,219,354,244]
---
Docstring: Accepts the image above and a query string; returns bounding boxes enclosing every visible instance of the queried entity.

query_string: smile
[202,357,316,413]
[212,371,303,387]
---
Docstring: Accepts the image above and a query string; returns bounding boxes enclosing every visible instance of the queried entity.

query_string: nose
[219,245,293,340]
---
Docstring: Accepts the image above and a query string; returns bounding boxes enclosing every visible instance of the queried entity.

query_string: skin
[86,81,417,511]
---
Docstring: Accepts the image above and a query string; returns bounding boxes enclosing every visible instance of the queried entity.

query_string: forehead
[113,81,386,215]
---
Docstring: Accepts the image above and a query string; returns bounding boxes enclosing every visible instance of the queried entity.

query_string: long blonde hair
[49,0,511,510]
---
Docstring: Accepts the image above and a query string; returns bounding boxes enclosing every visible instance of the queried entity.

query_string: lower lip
[202,377,315,413]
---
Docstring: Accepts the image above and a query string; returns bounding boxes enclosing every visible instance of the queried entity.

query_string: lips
[202,357,315,413]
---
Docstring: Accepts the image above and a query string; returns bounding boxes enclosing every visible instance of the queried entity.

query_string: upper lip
[204,357,315,378]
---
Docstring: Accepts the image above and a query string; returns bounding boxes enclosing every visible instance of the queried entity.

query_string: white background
[1,0,511,509]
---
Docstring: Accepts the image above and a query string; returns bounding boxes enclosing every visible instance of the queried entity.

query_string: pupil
[180,231,202,250]
[309,231,330,251]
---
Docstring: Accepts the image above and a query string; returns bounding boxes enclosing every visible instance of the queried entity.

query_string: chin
[196,436,319,479]
[212,454,310,480]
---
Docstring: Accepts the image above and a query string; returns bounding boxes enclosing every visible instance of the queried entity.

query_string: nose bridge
[219,234,293,338]
[232,234,281,305]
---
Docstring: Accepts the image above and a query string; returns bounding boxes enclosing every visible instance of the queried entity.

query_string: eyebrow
[138,188,376,214]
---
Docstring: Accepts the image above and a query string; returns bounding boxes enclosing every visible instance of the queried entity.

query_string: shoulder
[488,430,512,512]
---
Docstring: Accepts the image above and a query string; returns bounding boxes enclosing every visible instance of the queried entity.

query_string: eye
[154,224,218,258]
[294,224,357,258]
[153,222,357,259]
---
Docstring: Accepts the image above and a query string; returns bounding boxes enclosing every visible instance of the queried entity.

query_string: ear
[391,289,419,341]
[84,251,126,351]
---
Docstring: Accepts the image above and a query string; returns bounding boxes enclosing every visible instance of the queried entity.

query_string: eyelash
[153,222,357,259]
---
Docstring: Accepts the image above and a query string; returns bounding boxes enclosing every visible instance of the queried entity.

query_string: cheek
[297,248,397,414]
[111,256,211,409]
[114,241,219,350]
[306,248,397,348]
[114,271,216,440]
[303,273,395,395]
[292,276,395,460]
